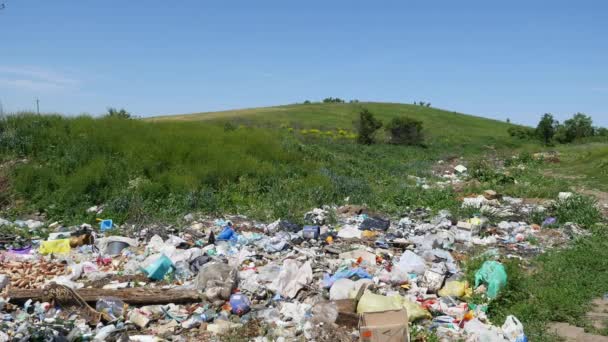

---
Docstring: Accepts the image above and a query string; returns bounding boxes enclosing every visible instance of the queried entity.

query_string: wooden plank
[7,287,201,305]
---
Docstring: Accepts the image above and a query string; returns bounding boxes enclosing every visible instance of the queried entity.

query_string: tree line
[509,113,607,144]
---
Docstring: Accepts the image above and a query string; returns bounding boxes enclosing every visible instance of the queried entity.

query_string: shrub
[508,126,535,140]
[356,109,382,145]
[554,194,601,228]
[385,116,424,146]
[322,97,345,103]
[106,107,131,119]
[555,113,595,143]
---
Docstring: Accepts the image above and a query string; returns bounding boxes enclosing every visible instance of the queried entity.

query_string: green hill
[0,103,536,224]
[149,102,516,147]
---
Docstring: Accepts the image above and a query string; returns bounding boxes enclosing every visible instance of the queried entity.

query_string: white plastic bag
[329,278,355,300]
[502,315,525,342]
[396,250,427,275]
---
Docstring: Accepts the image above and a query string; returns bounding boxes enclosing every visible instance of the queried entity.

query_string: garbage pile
[0,191,584,341]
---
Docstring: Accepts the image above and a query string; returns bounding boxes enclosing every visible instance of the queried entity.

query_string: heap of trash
[0,189,586,341]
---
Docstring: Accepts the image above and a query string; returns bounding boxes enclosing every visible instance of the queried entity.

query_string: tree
[106,107,131,119]
[562,113,594,142]
[356,109,382,145]
[303,100,311,104]
[385,116,424,145]
[506,118,511,123]
[598,127,608,137]
[535,113,557,145]
[322,97,345,103]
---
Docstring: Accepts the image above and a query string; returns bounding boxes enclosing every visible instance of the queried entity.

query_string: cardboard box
[359,309,409,342]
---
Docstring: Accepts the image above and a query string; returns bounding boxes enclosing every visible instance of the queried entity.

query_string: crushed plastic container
[143,254,174,281]
[302,225,320,239]
[99,219,113,232]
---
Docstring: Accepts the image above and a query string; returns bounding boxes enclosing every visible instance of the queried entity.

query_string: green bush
[385,116,424,146]
[508,126,536,140]
[106,107,131,119]
[554,194,602,228]
[356,109,382,145]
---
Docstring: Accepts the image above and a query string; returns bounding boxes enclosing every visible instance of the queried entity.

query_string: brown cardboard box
[359,309,409,342]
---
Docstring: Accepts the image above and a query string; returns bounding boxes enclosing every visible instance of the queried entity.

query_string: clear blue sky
[1,0,606,126]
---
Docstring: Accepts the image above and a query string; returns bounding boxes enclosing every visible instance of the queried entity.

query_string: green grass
[148,102,531,151]
[482,225,608,341]
[543,143,608,192]
[0,103,536,224]
[1,104,607,340]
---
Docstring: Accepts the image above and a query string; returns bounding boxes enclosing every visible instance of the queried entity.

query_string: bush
[322,97,345,104]
[508,126,536,140]
[555,113,595,143]
[385,116,424,146]
[554,195,601,228]
[106,108,131,119]
[356,109,382,145]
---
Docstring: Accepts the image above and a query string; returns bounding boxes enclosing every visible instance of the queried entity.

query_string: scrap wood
[8,286,202,305]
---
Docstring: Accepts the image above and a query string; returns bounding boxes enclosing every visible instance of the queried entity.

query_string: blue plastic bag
[143,254,175,280]
[230,293,251,315]
[217,226,237,241]
[323,268,372,288]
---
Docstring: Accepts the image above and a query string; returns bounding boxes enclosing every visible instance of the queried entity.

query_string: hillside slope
[148,102,516,144]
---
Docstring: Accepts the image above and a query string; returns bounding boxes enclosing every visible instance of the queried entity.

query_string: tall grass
[0,113,469,223]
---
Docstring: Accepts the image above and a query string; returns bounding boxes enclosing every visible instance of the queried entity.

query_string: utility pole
[36,98,40,114]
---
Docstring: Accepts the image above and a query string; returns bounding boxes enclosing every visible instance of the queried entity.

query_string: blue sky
[1,0,606,126]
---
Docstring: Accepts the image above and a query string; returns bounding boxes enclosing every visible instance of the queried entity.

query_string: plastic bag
[322,267,371,288]
[312,301,338,324]
[401,299,432,322]
[438,281,472,298]
[396,250,427,275]
[270,259,312,298]
[143,254,174,281]
[195,262,238,302]
[474,261,507,299]
[464,318,507,341]
[330,278,355,301]
[216,226,237,241]
[357,292,402,313]
[357,292,431,322]
[502,315,527,342]
[229,293,251,315]
[39,239,71,255]
[96,297,126,321]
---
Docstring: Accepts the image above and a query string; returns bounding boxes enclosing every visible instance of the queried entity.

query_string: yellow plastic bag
[401,299,432,321]
[438,281,472,298]
[361,230,378,239]
[357,292,402,313]
[357,292,431,322]
[39,239,71,255]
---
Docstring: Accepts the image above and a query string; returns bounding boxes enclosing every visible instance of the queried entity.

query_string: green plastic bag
[474,261,507,299]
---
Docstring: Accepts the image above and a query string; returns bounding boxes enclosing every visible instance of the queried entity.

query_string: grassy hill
[0,103,540,224]
[149,102,519,148]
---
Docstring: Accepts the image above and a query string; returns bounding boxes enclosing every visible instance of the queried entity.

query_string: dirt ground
[549,189,608,341]
[549,297,608,341]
